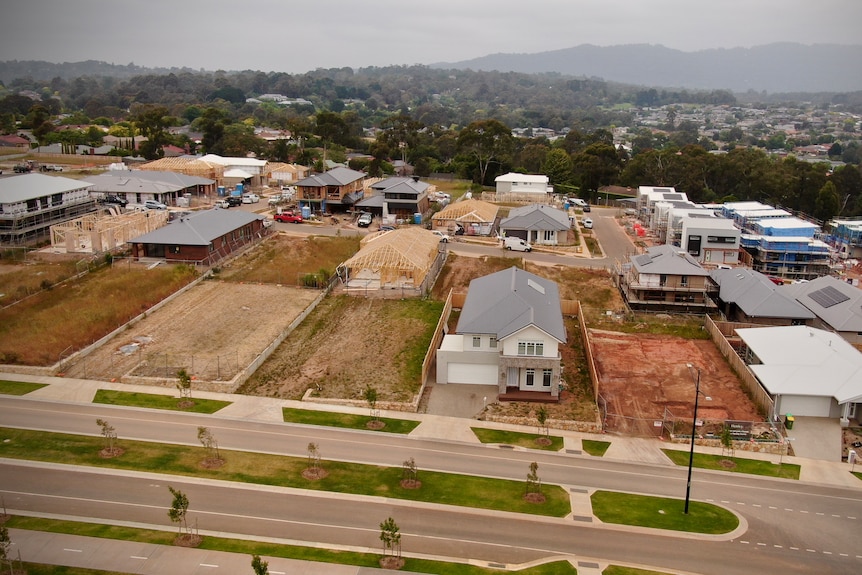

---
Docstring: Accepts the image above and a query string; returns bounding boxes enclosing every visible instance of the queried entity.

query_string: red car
[274,211,303,223]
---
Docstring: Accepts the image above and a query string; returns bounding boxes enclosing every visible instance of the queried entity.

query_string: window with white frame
[472,336,481,348]
[489,337,497,348]
[525,368,535,386]
[543,369,552,387]
[517,341,544,356]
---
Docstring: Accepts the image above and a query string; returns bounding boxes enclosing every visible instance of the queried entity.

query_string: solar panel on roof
[663,194,683,200]
[635,254,653,266]
[807,285,850,308]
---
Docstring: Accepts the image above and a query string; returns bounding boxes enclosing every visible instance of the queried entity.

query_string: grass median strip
[0,380,48,395]
[6,517,577,575]
[0,426,570,517]
[661,449,801,480]
[93,389,232,414]
[282,407,421,434]
[471,428,564,451]
[591,490,739,534]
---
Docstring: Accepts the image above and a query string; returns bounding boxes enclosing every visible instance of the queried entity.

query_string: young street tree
[96,418,118,455]
[176,368,193,404]
[0,525,12,567]
[197,426,221,463]
[379,516,402,559]
[536,406,549,437]
[525,461,542,496]
[167,486,190,535]
[251,554,269,575]
[364,385,379,423]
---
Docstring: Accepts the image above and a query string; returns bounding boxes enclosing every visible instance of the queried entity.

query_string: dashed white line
[849,516,857,520]
[773,545,783,549]
[806,549,817,553]
[823,551,832,555]
[800,510,808,514]
[740,540,749,545]
[815,512,824,516]
[200,564,219,568]
[839,553,849,557]
[736,502,746,506]
[790,547,799,551]
[130,556,148,560]
[832,514,840,517]
[784,508,793,512]
[757,542,766,546]
[63,549,82,553]
[752,504,761,508]
[768,506,777,509]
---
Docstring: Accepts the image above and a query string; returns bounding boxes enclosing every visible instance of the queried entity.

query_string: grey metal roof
[500,204,570,231]
[630,244,710,276]
[0,173,92,203]
[780,275,862,332]
[296,166,365,187]
[83,171,213,194]
[456,266,566,342]
[370,176,430,196]
[710,268,814,319]
[129,209,263,246]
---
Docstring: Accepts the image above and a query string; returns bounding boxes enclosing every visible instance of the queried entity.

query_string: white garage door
[778,395,832,418]
[447,363,498,385]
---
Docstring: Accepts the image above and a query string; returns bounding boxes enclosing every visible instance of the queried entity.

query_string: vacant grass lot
[0,379,47,395]
[0,263,197,365]
[93,389,232,414]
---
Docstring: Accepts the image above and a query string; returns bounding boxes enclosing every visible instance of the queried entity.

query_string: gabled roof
[736,325,862,404]
[500,204,570,231]
[431,199,499,223]
[0,173,92,203]
[457,266,566,343]
[128,209,263,246]
[198,154,267,168]
[781,275,862,332]
[296,166,365,187]
[84,171,213,194]
[495,172,548,184]
[630,244,711,277]
[345,227,438,278]
[370,176,430,196]
[710,268,814,319]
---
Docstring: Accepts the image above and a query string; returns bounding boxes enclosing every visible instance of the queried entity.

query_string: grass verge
[93,389,232,414]
[582,439,611,457]
[6,516,576,575]
[471,428,564,451]
[0,380,47,395]
[0,427,570,517]
[591,490,739,534]
[852,471,862,481]
[282,407,421,434]
[661,449,800,480]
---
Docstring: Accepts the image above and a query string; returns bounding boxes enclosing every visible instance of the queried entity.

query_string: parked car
[242,193,260,204]
[274,211,303,223]
[431,230,451,243]
[268,194,283,206]
[357,212,373,227]
[144,199,168,210]
[380,225,396,232]
[214,199,230,209]
[103,195,128,207]
[227,196,243,207]
[582,204,591,212]
[583,218,593,229]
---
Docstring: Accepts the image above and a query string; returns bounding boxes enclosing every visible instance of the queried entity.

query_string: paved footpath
[2,372,859,574]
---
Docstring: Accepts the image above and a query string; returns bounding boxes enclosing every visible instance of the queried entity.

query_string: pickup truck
[274,211,303,223]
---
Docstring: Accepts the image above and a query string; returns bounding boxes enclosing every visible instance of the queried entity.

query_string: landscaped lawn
[662,449,800,480]
[582,439,611,456]
[603,566,672,575]
[471,427,564,451]
[0,426,571,518]
[0,379,47,395]
[93,389,232,414]
[591,490,739,534]
[282,407,421,434]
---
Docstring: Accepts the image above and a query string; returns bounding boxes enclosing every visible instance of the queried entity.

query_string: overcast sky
[3,0,860,74]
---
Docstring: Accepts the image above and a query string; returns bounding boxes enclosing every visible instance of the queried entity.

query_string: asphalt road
[1,397,859,574]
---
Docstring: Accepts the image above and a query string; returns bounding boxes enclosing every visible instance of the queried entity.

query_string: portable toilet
[413,213,422,224]
[300,205,312,219]
[236,183,244,195]
[217,186,226,196]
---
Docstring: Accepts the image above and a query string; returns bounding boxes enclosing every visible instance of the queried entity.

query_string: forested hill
[0,60,200,84]
[435,43,862,94]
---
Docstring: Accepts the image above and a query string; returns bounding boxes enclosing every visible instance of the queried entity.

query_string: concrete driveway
[788,416,843,461]
[424,382,498,418]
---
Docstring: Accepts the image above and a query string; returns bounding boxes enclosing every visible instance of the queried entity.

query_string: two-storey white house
[436,267,567,401]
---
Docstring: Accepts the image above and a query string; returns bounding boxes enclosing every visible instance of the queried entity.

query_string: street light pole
[684,364,701,515]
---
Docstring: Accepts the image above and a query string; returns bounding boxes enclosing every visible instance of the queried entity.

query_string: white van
[504,237,532,252]
[568,197,588,208]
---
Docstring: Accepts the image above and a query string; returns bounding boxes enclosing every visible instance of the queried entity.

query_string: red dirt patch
[590,330,761,433]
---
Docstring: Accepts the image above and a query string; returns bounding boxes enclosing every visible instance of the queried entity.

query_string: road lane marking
[789,547,799,550]
[768,506,777,509]
[64,549,82,553]
[130,556,148,560]
[200,564,219,568]
[806,549,816,552]
[773,545,782,548]
[823,551,832,555]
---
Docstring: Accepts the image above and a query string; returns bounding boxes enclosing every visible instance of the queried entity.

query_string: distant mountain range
[434,43,862,94]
